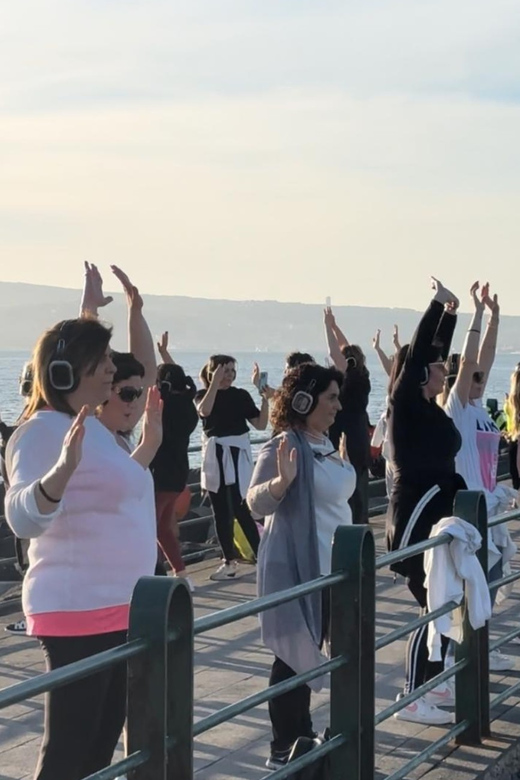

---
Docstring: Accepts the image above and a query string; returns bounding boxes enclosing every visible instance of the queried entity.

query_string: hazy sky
[1,0,520,312]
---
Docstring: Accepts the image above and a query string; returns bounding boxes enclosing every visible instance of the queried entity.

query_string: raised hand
[141,386,163,451]
[157,331,169,354]
[372,330,381,350]
[276,436,298,488]
[482,283,499,317]
[210,364,225,387]
[80,262,113,315]
[470,281,484,313]
[252,362,261,389]
[323,307,336,327]
[392,324,400,350]
[58,405,89,475]
[431,277,459,311]
[110,265,143,311]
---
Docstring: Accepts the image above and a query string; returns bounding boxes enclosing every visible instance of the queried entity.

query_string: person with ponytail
[387,277,465,725]
[150,332,199,587]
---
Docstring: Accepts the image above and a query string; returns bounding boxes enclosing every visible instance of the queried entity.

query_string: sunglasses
[114,386,144,403]
[473,371,484,384]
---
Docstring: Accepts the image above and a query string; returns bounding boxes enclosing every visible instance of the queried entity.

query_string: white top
[308,439,356,575]
[5,411,157,620]
[445,391,501,497]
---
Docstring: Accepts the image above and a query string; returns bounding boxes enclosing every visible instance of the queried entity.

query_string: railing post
[329,525,375,780]
[453,490,490,743]
[127,576,194,780]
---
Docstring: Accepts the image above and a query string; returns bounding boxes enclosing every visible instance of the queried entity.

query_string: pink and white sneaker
[424,680,455,708]
[393,694,454,724]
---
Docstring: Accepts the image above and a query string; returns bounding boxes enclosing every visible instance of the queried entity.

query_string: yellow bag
[233,519,255,563]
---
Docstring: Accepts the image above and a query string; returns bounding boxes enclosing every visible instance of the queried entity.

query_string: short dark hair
[200,354,236,388]
[111,352,145,384]
[285,351,315,370]
[271,363,344,434]
[25,318,112,418]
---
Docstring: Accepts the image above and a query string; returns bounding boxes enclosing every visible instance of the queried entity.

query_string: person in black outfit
[196,354,269,581]
[387,277,466,725]
[150,356,199,583]
[324,308,371,524]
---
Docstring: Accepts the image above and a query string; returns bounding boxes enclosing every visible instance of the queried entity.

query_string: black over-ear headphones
[291,379,317,415]
[420,366,430,386]
[48,321,77,391]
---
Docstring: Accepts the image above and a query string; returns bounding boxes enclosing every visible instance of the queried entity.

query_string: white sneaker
[490,649,515,671]
[393,694,454,724]
[424,680,455,708]
[210,562,239,581]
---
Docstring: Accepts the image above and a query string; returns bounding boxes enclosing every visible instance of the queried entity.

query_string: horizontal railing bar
[488,507,520,529]
[0,638,148,710]
[259,734,346,780]
[194,571,346,635]
[194,655,346,737]
[82,749,151,780]
[375,660,467,725]
[376,534,450,571]
[383,719,469,780]
[488,570,520,593]
[490,677,520,710]
[376,600,459,652]
[489,626,520,652]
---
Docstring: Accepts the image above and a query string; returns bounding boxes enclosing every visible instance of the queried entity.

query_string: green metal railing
[1,488,520,779]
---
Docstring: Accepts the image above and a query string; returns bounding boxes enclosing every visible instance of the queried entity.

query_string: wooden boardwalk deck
[1,515,520,780]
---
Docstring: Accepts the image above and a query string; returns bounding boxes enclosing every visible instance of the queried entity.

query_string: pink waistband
[27,605,130,637]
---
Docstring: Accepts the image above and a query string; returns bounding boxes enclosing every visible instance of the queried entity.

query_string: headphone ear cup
[291,390,314,415]
[420,366,430,386]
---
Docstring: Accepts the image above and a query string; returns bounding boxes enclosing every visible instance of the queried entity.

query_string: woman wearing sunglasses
[196,354,269,580]
[443,282,516,672]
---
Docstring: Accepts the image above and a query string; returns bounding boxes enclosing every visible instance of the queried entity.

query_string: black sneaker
[266,747,292,770]
[5,619,27,635]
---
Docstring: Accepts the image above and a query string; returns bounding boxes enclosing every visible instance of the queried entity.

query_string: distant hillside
[0,281,519,354]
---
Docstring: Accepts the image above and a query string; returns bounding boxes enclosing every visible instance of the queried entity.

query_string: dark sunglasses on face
[114,386,144,403]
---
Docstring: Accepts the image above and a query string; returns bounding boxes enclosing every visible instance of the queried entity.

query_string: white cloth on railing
[492,519,517,605]
[424,516,492,661]
[200,433,253,499]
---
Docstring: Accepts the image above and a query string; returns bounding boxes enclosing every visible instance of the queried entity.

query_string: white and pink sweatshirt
[5,410,157,637]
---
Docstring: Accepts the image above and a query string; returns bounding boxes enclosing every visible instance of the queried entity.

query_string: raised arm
[478,285,500,389]
[79,263,113,319]
[324,308,347,372]
[248,363,270,430]
[392,324,402,353]
[197,365,225,418]
[392,278,459,398]
[247,436,297,517]
[157,331,176,365]
[372,330,393,377]
[111,266,157,389]
[131,387,163,469]
[451,282,484,407]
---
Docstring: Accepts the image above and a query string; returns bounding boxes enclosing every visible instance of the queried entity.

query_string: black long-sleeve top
[329,368,371,470]
[388,300,461,490]
[150,382,199,493]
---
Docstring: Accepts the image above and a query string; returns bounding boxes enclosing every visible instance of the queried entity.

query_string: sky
[1,0,520,312]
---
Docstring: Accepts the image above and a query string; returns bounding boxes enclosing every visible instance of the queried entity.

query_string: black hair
[111,351,145,384]
[285,351,316,370]
[157,363,196,397]
[271,363,344,433]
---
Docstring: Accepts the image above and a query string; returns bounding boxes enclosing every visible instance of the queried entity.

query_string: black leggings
[208,446,260,563]
[35,631,127,780]
[268,591,330,752]
[405,579,449,694]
